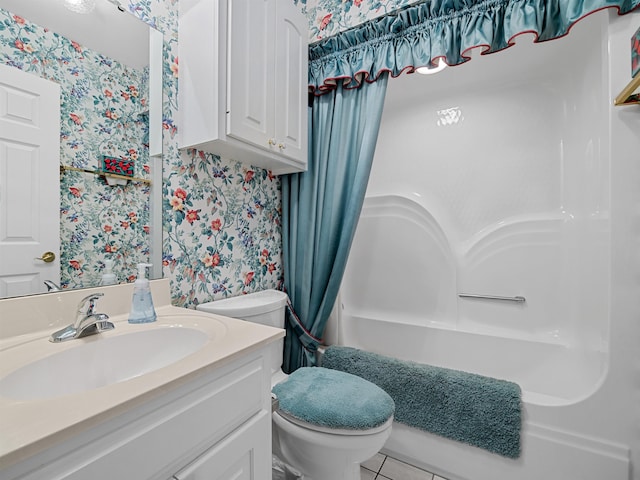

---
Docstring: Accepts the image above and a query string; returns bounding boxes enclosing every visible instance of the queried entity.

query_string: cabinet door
[273,0,308,164]
[227,0,276,152]
[172,411,271,480]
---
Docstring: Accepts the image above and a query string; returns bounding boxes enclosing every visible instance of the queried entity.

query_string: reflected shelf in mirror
[60,165,153,185]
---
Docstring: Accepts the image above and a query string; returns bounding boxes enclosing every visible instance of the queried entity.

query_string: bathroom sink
[0,326,209,401]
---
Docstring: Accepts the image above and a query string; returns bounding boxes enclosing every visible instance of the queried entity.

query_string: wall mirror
[0,0,163,299]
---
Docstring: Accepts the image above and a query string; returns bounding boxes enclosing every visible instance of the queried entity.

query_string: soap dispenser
[100,259,117,286]
[128,263,157,324]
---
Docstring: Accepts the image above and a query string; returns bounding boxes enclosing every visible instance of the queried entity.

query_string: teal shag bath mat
[322,346,522,458]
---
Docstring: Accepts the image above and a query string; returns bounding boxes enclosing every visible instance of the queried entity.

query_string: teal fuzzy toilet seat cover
[272,367,395,430]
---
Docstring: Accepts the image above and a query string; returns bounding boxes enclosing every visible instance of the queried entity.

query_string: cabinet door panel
[173,411,271,480]
[274,1,308,164]
[227,0,275,150]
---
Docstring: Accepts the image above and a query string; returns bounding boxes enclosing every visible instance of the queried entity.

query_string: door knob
[35,251,56,263]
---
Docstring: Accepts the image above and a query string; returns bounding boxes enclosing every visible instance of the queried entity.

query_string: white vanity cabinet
[2,349,273,480]
[179,0,308,174]
[171,411,269,480]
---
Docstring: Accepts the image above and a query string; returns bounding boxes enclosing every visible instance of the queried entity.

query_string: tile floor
[361,453,449,480]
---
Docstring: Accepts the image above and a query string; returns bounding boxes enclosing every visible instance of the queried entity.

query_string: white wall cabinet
[179,0,308,174]
[3,350,273,480]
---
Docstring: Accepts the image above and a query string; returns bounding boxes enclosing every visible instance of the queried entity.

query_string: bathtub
[335,197,621,480]
[328,10,637,480]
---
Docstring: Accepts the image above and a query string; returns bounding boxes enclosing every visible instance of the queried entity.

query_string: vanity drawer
[11,355,268,480]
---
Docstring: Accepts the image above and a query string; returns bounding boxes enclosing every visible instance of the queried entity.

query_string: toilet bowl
[196,290,394,480]
[273,410,393,480]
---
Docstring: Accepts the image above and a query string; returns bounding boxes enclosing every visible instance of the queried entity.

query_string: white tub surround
[0,279,284,479]
[332,10,640,480]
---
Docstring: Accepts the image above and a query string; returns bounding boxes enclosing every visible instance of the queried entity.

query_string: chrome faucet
[44,280,61,292]
[49,293,115,343]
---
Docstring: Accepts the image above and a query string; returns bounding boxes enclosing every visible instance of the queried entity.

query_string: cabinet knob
[268,139,276,146]
[278,143,286,150]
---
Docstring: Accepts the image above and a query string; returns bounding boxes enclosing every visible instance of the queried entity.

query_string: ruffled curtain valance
[309,0,640,94]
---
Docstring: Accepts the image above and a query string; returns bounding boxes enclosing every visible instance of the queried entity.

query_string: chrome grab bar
[458,293,526,304]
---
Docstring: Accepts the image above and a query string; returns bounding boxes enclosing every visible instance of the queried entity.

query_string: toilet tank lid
[196,289,289,317]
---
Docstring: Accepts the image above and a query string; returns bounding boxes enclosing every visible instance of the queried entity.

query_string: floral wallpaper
[162,152,283,307]
[296,0,421,41]
[0,7,151,289]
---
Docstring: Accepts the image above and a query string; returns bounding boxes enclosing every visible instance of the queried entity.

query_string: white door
[0,63,60,298]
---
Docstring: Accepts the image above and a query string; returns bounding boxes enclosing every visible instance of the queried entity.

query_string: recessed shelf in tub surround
[0,279,284,472]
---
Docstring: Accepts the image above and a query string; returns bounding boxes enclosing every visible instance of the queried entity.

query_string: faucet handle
[78,292,104,316]
[43,280,60,291]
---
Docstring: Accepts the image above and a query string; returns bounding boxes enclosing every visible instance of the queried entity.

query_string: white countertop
[0,282,284,469]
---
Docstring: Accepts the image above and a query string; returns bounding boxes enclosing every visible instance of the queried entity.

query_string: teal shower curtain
[281,74,388,372]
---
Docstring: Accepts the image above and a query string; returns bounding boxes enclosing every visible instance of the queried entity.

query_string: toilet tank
[196,290,289,380]
[196,289,288,328]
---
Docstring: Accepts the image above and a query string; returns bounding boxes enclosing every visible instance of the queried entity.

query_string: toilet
[196,290,394,480]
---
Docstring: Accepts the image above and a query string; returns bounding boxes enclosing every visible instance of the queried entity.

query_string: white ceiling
[0,0,149,69]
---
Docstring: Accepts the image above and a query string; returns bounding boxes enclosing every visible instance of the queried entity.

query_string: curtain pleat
[282,74,389,372]
[309,0,640,94]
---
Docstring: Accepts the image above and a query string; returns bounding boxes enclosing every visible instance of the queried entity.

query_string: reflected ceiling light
[436,107,463,126]
[416,58,448,75]
[62,0,96,14]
